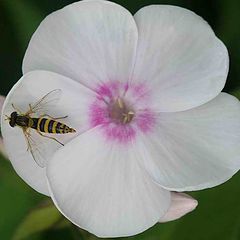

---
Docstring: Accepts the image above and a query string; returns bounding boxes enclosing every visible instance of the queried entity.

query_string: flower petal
[23,0,138,89]
[159,192,198,222]
[1,70,96,195]
[0,95,5,119]
[136,93,240,191]
[132,5,228,112]
[47,127,170,237]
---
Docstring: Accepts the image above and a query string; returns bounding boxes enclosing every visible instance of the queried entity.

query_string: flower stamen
[109,97,134,124]
[122,111,135,124]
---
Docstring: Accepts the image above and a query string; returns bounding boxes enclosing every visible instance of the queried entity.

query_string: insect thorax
[15,115,31,127]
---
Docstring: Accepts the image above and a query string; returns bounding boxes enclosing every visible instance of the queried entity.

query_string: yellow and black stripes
[56,122,67,134]
[32,118,75,134]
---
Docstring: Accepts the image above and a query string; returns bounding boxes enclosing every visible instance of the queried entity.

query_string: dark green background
[0,0,240,239]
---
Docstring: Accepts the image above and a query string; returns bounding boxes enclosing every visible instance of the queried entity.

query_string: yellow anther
[122,111,135,124]
[110,98,135,124]
[117,98,124,109]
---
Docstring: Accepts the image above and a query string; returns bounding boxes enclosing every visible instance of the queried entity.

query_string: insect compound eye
[11,111,18,118]
[9,119,15,127]
[9,112,18,127]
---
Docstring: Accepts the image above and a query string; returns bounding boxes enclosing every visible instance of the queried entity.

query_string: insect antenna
[4,115,10,121]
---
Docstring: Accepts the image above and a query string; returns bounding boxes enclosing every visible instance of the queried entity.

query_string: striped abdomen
[31,118,76,134]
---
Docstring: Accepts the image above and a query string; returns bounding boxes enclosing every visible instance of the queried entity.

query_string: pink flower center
[89,81,156,144]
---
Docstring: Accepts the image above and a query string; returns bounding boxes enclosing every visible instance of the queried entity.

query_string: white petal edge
[47,127,171,237]
[1,70,97,195]
[159,192,198,222]
[23,0,138,90]
[130,5,229,112]
[0,95,5,119]
[0,96,7,157]
[136,93,240,191]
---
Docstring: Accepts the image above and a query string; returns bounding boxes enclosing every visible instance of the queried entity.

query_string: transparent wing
[26,89,62,117]
[23,129,46,167]
[22,128,61,168]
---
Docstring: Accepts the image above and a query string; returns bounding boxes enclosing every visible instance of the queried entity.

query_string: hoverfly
[5,89,76,168]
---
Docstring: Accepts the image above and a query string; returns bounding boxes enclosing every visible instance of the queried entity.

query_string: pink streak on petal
[97,84,113,99]
[90,101,109,126]
[96,81,126,102]
[133,83,148,98]
[159,192,198,222]
[126,82,151,108]
[102,123,136,143]
[136,109,156,133]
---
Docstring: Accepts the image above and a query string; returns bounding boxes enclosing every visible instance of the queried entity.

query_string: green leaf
[231,89,240,100]
[13,200,63,240]
[1,0,43,53]
[0,158,44,240]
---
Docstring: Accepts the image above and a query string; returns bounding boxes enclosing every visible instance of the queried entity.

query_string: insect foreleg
[12,104,23,114]
[37,131,64,146]
[28,104,34,113]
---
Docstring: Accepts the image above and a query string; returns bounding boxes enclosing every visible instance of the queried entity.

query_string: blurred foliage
[0,0,240,240]
[232,89,240,100]
[0,155,44,240]
[13,200,63,240]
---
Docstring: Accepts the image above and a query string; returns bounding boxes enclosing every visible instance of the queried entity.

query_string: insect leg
[23,128,31,151]
[12,104,24,114]
[37,131,64,146]
[28,104,34,113]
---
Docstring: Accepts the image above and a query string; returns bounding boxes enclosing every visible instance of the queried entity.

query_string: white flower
[1,0,240,237]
